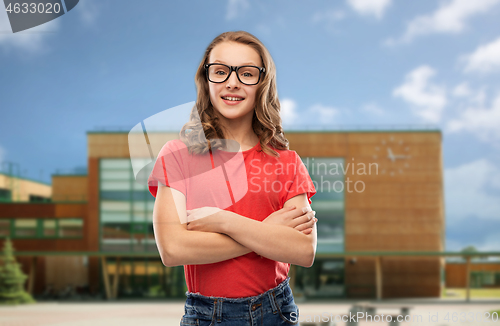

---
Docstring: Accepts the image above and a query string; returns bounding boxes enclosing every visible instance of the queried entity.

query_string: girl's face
[207,41,263,123]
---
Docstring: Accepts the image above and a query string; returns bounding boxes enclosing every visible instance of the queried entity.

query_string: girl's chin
[219,112,245,120]
[216,107,252,119]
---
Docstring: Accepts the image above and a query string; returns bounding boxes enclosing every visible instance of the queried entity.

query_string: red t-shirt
[148,138,316,297]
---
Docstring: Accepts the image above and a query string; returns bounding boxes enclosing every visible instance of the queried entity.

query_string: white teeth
[222,96,243,101]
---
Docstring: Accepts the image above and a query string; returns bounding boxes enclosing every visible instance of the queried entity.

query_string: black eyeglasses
[204,63,265,86]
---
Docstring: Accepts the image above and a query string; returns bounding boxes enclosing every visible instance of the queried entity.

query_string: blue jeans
[180,277,300,326]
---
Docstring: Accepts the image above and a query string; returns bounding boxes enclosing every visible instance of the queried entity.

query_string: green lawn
[443,288,500,298]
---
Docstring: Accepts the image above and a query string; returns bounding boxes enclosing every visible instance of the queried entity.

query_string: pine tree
[0,237,36,304]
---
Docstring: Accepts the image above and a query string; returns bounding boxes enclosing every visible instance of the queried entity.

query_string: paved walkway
[1,301,500,326]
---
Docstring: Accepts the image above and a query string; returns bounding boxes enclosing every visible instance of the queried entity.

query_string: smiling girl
[148,31,317,326]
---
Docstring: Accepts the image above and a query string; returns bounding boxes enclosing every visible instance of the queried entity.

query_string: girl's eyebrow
[213,59,258,66]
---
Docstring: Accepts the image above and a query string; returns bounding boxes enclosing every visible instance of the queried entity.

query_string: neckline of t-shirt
[216,140,261,154]
[242,141,261,154]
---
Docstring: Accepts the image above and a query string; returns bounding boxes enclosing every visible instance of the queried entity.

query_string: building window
[0,220,10,237]
[1,218,84,239]
[43,220,57,237]
[100,159,155,253]
[294,157,346,299]
[29,195,51,203]
[495,273,500,286]
[303,157,345,253]
[0,188,11,202]
[14,219,37,238]
[59,219,83,238]
[482,272,495,286]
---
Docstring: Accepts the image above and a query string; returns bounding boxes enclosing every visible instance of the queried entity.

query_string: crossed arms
[152,185,317,268]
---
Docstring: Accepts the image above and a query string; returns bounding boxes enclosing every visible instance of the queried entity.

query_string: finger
[298,210,315,220]
[292,214,310,228]
[267,206,295,221]
[283,208,305,220]
[280,205,295,212]
[287,207,313,220]
[294,218,316,231]
[301,228,313,235]
[300,227,313,234]
[292,211,315,228]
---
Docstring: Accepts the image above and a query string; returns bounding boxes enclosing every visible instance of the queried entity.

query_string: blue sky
[1,0,500,252]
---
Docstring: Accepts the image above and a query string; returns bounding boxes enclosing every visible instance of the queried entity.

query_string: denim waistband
[183,277,293,320]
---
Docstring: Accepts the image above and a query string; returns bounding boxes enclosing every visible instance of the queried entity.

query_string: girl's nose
[226,71,241,89]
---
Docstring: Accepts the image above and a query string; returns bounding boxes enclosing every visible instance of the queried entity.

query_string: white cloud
[386,0,500,44]
[462,37,500,74]
[308,104,340,122]
[226,0,250,21]
[280,98,299,125]
[445,158,500,222]
[452,82,472,97]
[452,82,486,105]
[446,93,500,143]
[346,0,392,19]
[0,6,60,54]
[393,65,447,123]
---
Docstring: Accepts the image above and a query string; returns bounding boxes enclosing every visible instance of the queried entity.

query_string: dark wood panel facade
[289,131,444,298]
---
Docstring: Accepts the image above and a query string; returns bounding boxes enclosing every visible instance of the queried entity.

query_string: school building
[0,128,449,299]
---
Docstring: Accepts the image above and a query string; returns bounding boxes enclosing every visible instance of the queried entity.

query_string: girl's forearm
[164,228,252,266]
[221,211,316,267]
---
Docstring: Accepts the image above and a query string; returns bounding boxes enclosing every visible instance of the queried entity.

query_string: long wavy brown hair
[180,31,289,157]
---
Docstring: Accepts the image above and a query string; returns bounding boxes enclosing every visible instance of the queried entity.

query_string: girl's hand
[186,207,222,223]
[263,205,317,235]
[186,207,226,233]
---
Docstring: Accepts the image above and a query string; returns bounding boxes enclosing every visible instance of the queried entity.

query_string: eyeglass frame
[204,63,266,86]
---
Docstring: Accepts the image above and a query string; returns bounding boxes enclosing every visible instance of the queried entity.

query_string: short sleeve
[281,151,317,206]
[148,140,187,198]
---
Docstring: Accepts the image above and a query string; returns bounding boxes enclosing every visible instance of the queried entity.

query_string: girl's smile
[221,93,245,105]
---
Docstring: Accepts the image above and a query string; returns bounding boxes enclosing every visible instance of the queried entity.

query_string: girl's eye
[242,72,253,77]
[215,70,227,76]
